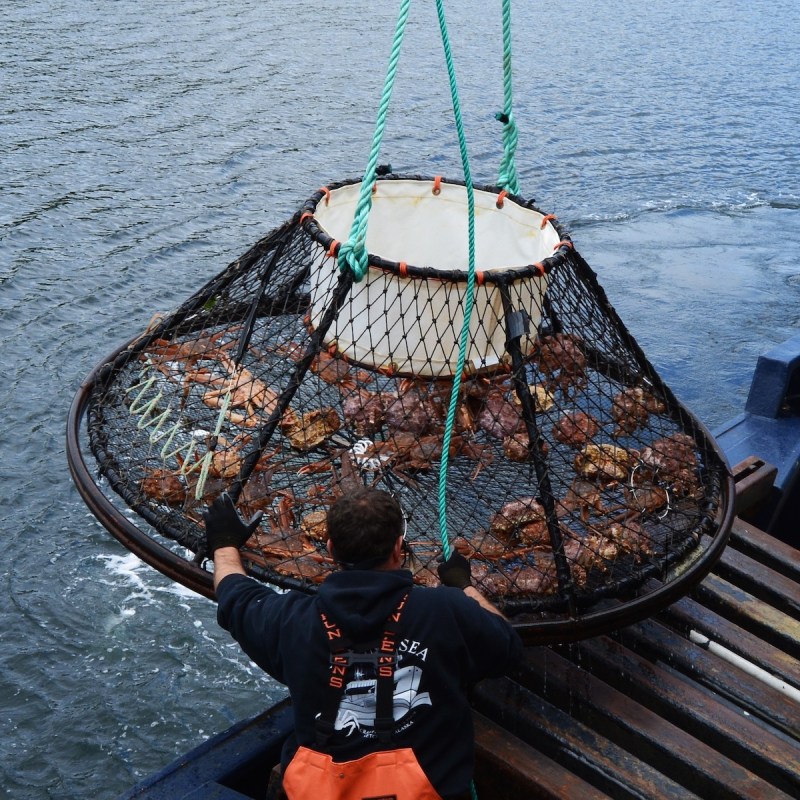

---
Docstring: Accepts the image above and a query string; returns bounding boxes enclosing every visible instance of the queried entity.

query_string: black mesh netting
[73,175,733,632]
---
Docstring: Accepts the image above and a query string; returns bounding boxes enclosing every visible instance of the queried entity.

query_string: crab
[310,351,357,390]
[605,519,655,562]
[274,340,305,363]
[280,407,341,451]
[574,443,634,483]
[503,430,531,462]
[384,384,442,435]
[612,386,667,436]
[342,388,387,436]
[476,389,522,439]
[189,354,279,427]
[505,564,558,596]
[295,447,366,496]
[461,375,496,401]
[399,435,454,471]
[532,333,588,394]
[142,328,235,372]
[139,468,187,506]
[560,542,590,589]
[504,383,556,414]
[531,545,588,590]
[637,432,700,496]
[351,432,466,480]
[202,435,277,480]
[410,563,441,588]
[552,410,600,448]
[207,440,245,480]
[272,554,334,584]
[581,532,621,572]
[330,451,370,495]
[247,493,316,561]
[469,561,514,596]
[238,471,276,517]
[454,438,496,481]
[525,384,556,413]
[489,496,550,546]
[452,530,521,562]
[559,478,606,523]
[623,480,669,514]
[558,521,625,574]
[299,509,328,542]
[502,429,549,463]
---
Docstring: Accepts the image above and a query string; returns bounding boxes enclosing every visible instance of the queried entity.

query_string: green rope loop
[338,0,412,282]
[496,0,519,194]
[434,0,476,562]
[496,109,520,194]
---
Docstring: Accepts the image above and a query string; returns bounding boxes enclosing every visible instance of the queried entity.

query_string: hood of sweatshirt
[317,568,414,643]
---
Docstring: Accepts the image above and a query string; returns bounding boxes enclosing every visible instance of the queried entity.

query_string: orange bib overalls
[282,592,441,800]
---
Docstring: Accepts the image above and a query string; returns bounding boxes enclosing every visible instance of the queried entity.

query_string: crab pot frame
[67,175,734,644]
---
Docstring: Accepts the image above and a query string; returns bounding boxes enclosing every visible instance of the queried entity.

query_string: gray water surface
[2,1,799,797]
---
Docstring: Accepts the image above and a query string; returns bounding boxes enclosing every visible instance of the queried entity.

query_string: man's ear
[393,535,404,562]
[327,538,335,559]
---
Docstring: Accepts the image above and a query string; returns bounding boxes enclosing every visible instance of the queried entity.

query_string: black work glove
[202,493,263,557]
[437,551,472,589]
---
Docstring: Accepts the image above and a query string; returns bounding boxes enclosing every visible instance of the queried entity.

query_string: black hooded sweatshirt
[216,568,522,798]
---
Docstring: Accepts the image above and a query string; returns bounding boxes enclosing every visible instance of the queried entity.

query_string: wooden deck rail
[471,460,800,799]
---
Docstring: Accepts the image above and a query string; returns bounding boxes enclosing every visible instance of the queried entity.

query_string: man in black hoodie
[205,486,522,800]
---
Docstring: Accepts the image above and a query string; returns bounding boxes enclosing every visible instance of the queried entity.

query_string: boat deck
[472,511,799,798]
[121,458,800,800]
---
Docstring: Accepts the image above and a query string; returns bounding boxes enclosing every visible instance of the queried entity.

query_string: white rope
[126,367,197,466]
[194,389,232,500]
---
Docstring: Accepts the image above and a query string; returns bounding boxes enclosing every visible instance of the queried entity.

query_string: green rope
[339,0,516,572]
[496,0,519,195]
[338,0,412,282]
[434,0,476,561]
[340,5,518,798]
[430,19,481,800]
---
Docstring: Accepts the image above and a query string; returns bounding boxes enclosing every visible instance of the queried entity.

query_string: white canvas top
[314,179,561,270]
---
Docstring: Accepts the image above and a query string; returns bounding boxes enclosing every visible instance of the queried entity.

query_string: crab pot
[67,174,734,644]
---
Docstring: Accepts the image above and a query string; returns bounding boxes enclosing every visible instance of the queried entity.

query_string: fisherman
[204,486,522,800]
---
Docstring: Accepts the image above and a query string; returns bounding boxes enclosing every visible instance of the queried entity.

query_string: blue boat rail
[715,331,800,546]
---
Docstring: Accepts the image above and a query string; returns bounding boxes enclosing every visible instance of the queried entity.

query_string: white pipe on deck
[689,629,800,703]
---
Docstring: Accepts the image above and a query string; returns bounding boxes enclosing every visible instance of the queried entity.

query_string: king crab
[574,443,634,484]
[142,328,236,373]
[342,388,387,436]
[532,333,588,395]
[187,354,279,428]
[636,432,701,496]
[559,478,606,523]
[552,410,600,448]
[280,407,341,451]
[489,496,551,547]
[623,480,669,514]
[611,386,667,436]
[242,492,317,564]
[384,382,444,435]
[476,389,522,439]
[604,519,655,562]
[139,467,187,506]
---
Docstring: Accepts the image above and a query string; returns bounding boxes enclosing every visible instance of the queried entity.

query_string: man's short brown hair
[326,487,403,569]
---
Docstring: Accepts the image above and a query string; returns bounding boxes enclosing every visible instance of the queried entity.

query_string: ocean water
[1,0,799,796]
